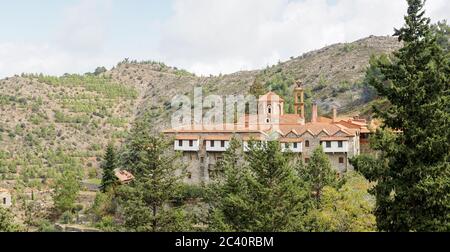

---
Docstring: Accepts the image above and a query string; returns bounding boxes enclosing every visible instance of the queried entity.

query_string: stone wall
[180,133,360,184]
[0,192,12,208]
[54,224,101,232]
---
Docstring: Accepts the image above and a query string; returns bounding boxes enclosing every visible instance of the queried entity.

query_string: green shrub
[174,184,206,204]
[59,211,74,224]
[37,219,58,232]
[95,216,117,232]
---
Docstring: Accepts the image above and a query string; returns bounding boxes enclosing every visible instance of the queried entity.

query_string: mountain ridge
[0,35,401,188]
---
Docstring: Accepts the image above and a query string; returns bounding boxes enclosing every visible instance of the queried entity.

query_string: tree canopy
[353,0,450,231]
[100,143,118,193]
[116,113,192,232]
[209,139,312,232]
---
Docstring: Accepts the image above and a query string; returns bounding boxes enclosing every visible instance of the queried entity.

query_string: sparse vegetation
[0,4,447,231]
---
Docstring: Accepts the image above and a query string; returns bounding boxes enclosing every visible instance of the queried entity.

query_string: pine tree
[353,0,450,231]
[207,137,247,231]
[117,113,192,232]
[431,21,450,53]
[209,140,311,231]
[100,143,118,193]
[300,147,339,203]
[249,77,267,97]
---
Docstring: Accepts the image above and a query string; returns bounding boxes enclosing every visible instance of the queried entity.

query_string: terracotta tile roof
[115,170,135,183]
[279,138,304,143]
[320,136,350,141]
[242,135,266,141]
[164,124,261,134]
[175,135,200,140]
[335,120,362,129]
[203,135,232,141]
[360,127,371,134]
[278,122,354,137]
[280,114,303,124]
[259,92,285,102]
[318,116,333,123]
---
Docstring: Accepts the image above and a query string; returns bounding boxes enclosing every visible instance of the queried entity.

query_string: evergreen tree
[249,77,267,97]
[100,143,118,193]
[207,138,247,231]
[117,113,191,232]
[94,66,107,76]
[431,20,450,53]
[353,0,450,231]
[209,140,311,231]
[52,170,81,214]
[300,147,339,203]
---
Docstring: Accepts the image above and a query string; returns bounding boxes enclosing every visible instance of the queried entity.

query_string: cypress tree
[353,0,450,231]
[100,143,118,193]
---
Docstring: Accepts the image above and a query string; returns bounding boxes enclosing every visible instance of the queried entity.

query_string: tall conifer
[353,0,450,231]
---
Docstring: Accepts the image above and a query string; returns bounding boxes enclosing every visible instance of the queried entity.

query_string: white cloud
[159,0,450,76]
[0,0,448,78]
[0,0,117,78]
[0,42,118,77]
[57,0,112,53]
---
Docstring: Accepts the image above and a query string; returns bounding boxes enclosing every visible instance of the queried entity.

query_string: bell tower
[294,80,305,119]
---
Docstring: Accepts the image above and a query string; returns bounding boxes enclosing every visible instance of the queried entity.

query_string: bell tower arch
[294,80,305,119]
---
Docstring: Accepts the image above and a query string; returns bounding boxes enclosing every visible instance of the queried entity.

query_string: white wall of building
[205,140,230,152]
[174,140,200,152]
[321,141,349,153]
[0,192,12,208]
[281,142,303,153]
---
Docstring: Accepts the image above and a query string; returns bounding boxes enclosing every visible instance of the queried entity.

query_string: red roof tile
[115,170,134,183]
[203,135,233,141]
[175,135,200,140]
[279,138,304,143]
[259,92,285,102]
[320,136,350,141]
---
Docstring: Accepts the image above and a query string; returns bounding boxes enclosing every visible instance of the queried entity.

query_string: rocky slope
[0,35,401,187]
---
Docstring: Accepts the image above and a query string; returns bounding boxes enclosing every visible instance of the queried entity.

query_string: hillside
[0,35,402,189]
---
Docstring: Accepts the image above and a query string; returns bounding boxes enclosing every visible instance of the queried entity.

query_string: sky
[0,0,449,78]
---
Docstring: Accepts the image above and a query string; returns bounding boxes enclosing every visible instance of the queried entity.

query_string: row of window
[282,142,301,149]
[178,140,345,149]
[322,141,344,148]
[178,140,226,148]
[209,141,226,148]
[178,140,196,147]
[284,140,344,148]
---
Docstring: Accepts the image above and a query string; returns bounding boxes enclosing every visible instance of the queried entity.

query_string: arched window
[266,118,271,123]
[268,105,272,114]
[305,140,310,148]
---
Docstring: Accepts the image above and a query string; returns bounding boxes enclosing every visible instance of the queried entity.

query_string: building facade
[163,81,372,184]
[0,188,12,208]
